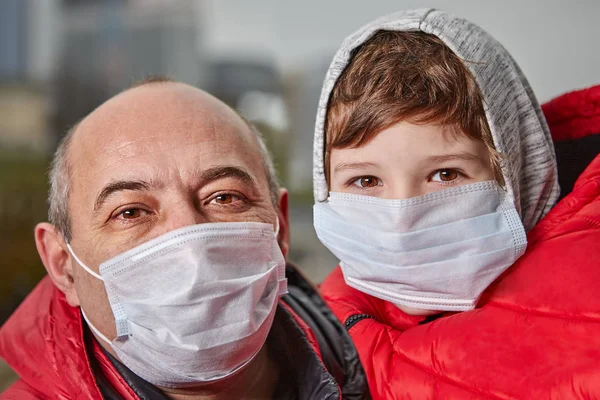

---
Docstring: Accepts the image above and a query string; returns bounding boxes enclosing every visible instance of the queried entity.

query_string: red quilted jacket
[321,85,600,399]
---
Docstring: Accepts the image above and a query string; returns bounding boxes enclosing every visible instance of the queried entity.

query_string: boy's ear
[276,189,290,258]
[34,223,80,307]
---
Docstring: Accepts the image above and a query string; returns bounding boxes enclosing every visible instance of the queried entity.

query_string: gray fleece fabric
[313,9,559,231]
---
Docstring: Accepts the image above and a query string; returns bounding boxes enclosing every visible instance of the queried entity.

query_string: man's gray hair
[247,122,281,208]
[48,124,77,242]
[48,120,280,242]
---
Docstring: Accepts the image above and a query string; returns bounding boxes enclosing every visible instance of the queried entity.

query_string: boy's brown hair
[325,30,503,184]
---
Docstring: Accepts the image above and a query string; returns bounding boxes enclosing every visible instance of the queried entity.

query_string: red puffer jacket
[321,85,600,399]
[0,265,369,399]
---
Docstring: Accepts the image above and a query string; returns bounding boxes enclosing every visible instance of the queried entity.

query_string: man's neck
[159,345,280,400]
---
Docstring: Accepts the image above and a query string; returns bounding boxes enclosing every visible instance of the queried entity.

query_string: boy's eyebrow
[333,161,378,172]
[425,152,480,164]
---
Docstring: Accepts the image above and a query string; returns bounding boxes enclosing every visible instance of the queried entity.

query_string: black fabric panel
[269,305,337,400]
[84,321,153,400]
[283,264,371,400]
[284,287,344,385]
[100,345,168,400]
[554,134,600,200]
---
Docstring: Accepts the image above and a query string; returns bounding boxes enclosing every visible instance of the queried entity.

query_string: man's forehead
[71,83,257,159]
[77,83,248,142]
[67,83,263,190]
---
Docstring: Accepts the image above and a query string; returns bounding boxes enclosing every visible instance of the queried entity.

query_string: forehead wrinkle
[71,83,256,194]
[80,115,226,170]
[97,136,220,170]
[79,85,227,142]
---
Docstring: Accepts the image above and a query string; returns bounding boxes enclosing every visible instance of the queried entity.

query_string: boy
[314,9,600,399]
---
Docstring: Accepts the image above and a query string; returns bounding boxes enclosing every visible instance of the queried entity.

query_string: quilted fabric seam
[485,301,600,323]
[386,329,512,400]
[532,178,600,241]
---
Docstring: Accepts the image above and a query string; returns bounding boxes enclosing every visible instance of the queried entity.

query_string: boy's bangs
[324,30,503,184]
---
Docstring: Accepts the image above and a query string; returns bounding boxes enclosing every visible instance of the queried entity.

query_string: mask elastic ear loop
[271,217,287,295]
[66,243,103,281]
[81,308,113,346]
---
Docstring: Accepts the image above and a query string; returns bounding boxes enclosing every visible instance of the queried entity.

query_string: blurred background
[1,0,600,390]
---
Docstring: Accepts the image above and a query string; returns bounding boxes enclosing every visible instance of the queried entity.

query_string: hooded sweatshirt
[313,8,559,231]
[315,9,600,399]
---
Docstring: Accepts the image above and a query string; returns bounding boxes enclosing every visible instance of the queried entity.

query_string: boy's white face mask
[313,181,527,312]
[67,221,287,388]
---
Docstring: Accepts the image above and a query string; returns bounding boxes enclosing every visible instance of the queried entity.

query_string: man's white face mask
[314,181,527,312]
[67,220,287,388]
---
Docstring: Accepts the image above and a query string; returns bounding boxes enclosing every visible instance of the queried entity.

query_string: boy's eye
[352,176,382,188]
[431,169,459,182]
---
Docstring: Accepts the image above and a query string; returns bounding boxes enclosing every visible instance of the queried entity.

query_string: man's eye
[352,176,382,188]
[119,208,145,219]
[210,194,242,205]
[430,169,460,182]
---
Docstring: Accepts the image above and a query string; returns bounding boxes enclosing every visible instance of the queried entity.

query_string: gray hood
[313,9,559,231]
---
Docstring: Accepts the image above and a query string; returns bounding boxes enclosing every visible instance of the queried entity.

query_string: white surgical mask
[67,220,287,388]
[313,181,527,311]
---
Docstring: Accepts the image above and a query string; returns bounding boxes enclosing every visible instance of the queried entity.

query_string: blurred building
[0,0,59,153]
[204,58,290,180]
[0,0,208,327]
[284,57,331,192]
[53,0,205,145]
[0,87,49,153]
[0,0,27,81]
[204,58,289,137]
[0,0,59,83]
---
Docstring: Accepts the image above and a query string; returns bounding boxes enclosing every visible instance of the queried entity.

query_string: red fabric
[321,88,600,399]
[542,84,600,141]
[280,301,324,361]
[0,277,105,400]
[90,338,140,400]
[0,279,329,399]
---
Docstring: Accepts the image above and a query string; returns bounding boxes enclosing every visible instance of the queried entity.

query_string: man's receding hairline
[64,77,179,157]
[60,121,79,175]
[128,75,176,89]
[70,79,256,167]
[49,78,280,241]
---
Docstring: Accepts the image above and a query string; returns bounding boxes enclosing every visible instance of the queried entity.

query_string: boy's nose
[386,181,425,200]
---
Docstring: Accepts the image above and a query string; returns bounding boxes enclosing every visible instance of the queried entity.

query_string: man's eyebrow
[333,161,378,173]
[425,152,481,164]
[197,165,256,186]
[94,180,153,212]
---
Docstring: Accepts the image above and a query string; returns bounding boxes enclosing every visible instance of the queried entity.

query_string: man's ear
[276,189,290,258]
[34,223,80,307]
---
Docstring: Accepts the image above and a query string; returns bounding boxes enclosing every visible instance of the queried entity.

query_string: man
[0,78,369,399]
